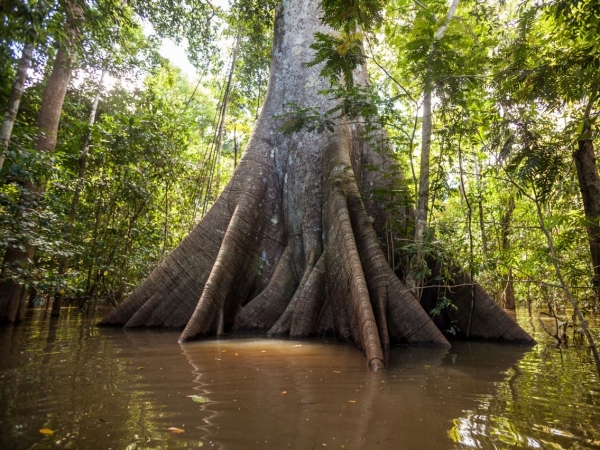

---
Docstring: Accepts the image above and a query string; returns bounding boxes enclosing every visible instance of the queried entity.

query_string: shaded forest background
[1,0,599,319]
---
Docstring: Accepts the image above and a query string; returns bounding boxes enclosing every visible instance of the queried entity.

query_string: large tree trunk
[100,0,533,369]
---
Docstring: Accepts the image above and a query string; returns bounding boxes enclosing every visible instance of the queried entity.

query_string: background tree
[0,0,84,323]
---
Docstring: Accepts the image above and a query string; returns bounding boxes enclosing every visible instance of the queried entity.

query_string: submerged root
[322,130,451,368]
[324,184,384,369]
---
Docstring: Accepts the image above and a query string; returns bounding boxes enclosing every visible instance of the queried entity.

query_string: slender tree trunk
[100,0,533,370]
[114,201,147,303]
[414,90,431,269]
[413,0,460,278]
[0,42,34,171]
[163,179,169,255]
[84,190,105,299]
[530,185,600,376]
[573,95,600,306]
[194,82,227,220]
[66,69,106,243]
[233,126,238,168]
[473,148,488,259]
[213,33,240,194]
[457,141,476,336]
[501,195,516,309]
[255,72,262,120]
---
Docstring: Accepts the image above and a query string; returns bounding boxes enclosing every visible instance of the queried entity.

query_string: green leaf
[188,395,207,404]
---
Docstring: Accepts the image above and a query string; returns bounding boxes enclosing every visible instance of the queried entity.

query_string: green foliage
[320,0,384,30]
[226,0,278,123]
[309,31,365,88]
[430,295,458,332]
[134,0,220,70]
[1,52,221,304]
[0,0,52,46]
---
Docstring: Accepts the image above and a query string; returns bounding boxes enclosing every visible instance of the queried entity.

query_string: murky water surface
[1,308,599,449]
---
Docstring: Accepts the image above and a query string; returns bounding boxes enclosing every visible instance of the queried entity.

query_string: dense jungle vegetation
[1,0,599,322]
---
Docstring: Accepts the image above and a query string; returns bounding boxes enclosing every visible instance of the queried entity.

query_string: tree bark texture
[414,90,431,265]
[100,0,533,369]
[0,42,34,171]
[0,49,74,323]
[573,137,600,305]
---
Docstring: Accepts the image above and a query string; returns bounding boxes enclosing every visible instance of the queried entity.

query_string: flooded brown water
[0,308,599,449]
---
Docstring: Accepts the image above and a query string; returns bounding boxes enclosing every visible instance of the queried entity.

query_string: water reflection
[449,309,600,449]
[0,310,147,449]
[449,343,600,448]
[0,309,599,449]
[173,338,528,449]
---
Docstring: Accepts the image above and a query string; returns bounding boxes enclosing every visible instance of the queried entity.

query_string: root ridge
[101,65,533,370]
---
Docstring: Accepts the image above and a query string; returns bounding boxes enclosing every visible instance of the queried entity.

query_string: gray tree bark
[0,42,34,170]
